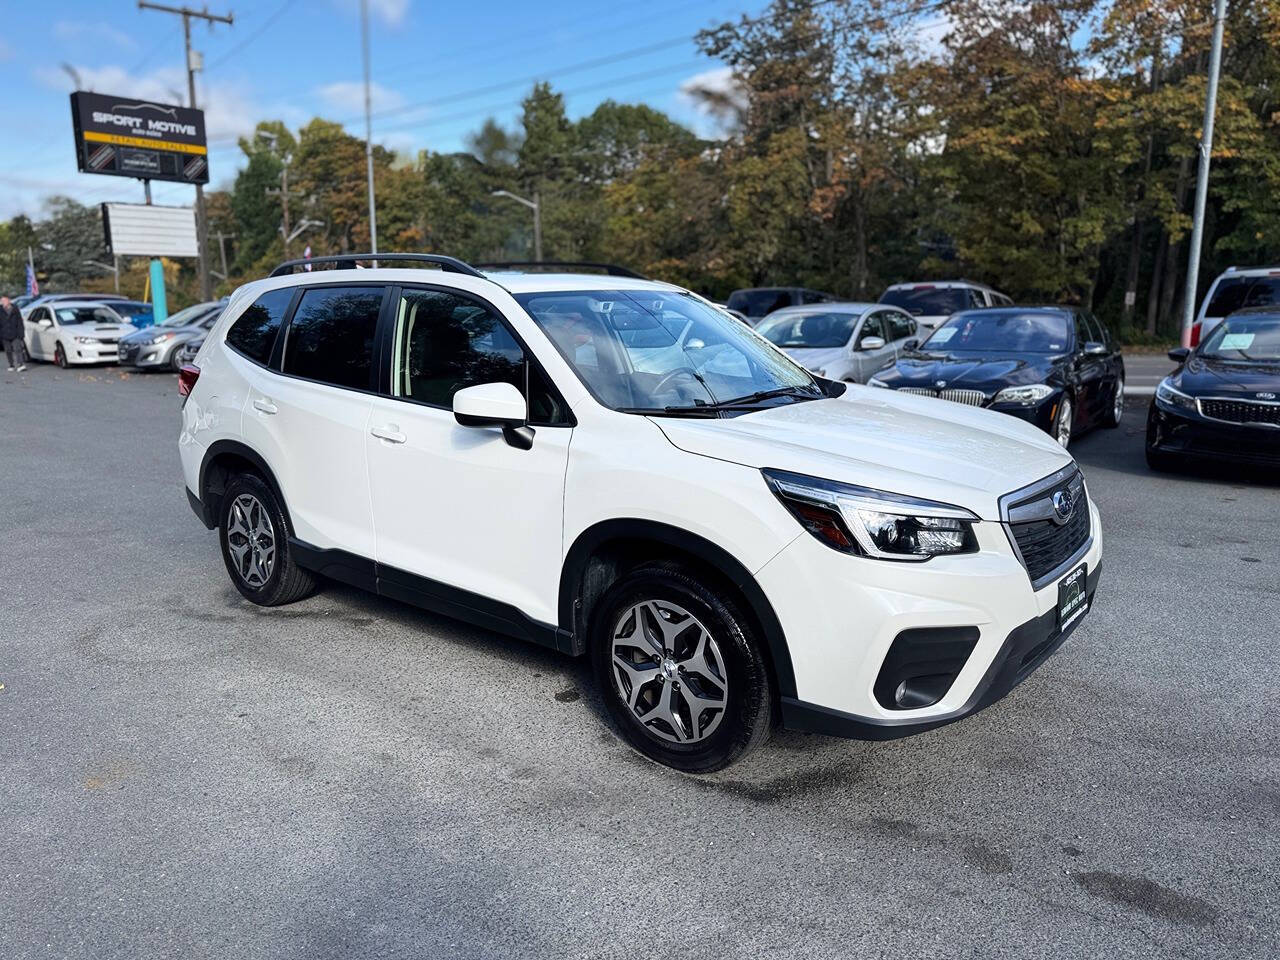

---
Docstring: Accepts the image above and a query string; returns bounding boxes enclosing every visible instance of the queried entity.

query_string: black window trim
[269,280,391,396]
[376,281,576,428]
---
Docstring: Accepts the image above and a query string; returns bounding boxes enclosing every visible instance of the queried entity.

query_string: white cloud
[317,80,405,116]
[334,0,409,26]
[53,20,137,51]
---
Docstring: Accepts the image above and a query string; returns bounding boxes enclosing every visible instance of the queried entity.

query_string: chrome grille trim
[998,464,1093,590]
[895,386,987,406]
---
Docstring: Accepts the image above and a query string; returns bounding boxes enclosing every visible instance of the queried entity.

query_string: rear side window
[281,286,384,390]
[226,288,292,364]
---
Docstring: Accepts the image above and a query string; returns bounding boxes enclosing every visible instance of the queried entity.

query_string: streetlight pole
[491,189,542,262]
[138,2,234,301]
[1179,0,1228,348]
[361,0,378,260]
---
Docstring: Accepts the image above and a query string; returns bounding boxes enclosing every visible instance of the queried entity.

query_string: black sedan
[1146,307,1280,471]
[868,306,1125,448]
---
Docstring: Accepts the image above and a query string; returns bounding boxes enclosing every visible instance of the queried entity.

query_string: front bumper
[755,496,1102,738]
[1147,400,1280,465]
[68,342,124,364]
[119,340,178,368]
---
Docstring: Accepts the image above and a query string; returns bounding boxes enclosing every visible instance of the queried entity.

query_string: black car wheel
[1103,378,1124,428]
[219,473,317,606]
[591,562,773,773]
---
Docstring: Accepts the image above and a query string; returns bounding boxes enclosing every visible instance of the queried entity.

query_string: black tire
[1103,377,1124,428]
[218,472,316,606]
[1145,444,1181,473]
[169,347,184,372]
[590,562,773,773]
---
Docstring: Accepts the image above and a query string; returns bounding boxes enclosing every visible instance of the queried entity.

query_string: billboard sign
[102,203,199,258]
[71,91,209,185]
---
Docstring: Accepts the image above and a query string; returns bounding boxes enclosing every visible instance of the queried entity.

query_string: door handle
[252,398,278,415]
[370,424,406,444]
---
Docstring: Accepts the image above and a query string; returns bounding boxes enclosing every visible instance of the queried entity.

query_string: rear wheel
[591,562,773,773]
[219,473,316,606]
[54,342,68,368]
[1053,395,1074,448]
[1103,378,1124,428]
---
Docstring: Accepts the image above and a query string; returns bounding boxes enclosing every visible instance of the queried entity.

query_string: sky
[0,0,770,220]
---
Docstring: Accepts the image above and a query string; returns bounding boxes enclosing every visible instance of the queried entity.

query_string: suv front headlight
[763,469,979,561]
[1155,377,1197,413]
[992,383,1054,405]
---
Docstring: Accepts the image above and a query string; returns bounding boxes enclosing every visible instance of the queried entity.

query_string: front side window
[886,312,915,340]
[391,288,568,425]
[859,313,886,343]
[923,311,1072,353]
[755,310,859,348]
[281,285,383,390]
[515,289,819,413]
[226,288,293,365]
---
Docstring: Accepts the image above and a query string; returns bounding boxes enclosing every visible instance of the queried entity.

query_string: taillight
[177,363,201,399]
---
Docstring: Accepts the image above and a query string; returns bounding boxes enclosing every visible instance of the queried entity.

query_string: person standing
[0,296,26,372]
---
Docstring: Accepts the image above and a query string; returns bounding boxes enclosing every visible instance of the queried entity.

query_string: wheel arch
[560,519,796,699]
[198,440,291,532]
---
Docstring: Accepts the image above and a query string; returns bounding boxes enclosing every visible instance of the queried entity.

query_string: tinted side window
[801,290,827,304]
[393,288,567,425]
[281,286,383,390]
[1072,313,1090,349]
[227,289,293,365]
[860,313,886,342]
[887,311,914,340]
[1085,313,1106,345]
[968,289,986,309]
[1204,277,1251,317]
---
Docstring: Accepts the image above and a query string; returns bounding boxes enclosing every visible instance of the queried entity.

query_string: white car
[754,303,917,383]
[879,281,1013,335]
[1188,265,1280,346]
[179,254,1102,772]
[23,300,137,367]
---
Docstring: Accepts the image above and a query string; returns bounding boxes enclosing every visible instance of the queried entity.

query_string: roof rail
[268,253,485,279]
[473,260,646,279]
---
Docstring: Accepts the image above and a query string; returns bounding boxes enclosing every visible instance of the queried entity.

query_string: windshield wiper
[692,385,823,410]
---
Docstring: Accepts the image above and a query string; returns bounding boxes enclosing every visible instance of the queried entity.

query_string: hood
[880,352,1058,394]
[64,322,136,337]
[653,387,1072,521]
[121,325,198,344]
[1177,356,1280,396]
[780,345,847,371]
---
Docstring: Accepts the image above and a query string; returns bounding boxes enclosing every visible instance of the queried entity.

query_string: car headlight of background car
[1155,377,1198,414]
[763,468,979,561]
[141,332,178,346]
[992,383,1054,405]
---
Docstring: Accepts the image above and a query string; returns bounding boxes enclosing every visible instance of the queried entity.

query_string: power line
[206,0,299,71]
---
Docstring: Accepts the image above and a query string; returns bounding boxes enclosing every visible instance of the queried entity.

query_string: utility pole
[265,163,302,258]
[212,232,235,281]
[1180,0,1227,348]
[360,0,378,260]
[138,2,233,301]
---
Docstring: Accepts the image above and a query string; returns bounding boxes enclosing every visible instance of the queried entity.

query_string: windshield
[1197,315,1280,361]
[515,289,818,413]
[726,289,794,318]
[756,310,860,348]
[923,311,1071,353]
[55,306,119,325]
[880,287,971,316]
[162,302,218,327]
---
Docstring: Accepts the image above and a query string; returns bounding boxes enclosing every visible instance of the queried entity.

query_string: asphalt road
[1124,353,1177,396]
[2,364,1277,960]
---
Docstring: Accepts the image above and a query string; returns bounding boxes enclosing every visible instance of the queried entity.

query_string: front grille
[896,386,986,407]
[1199,398,1280,426]
[1001,467,1091,586]
[1009,507,1090,583]
[97,338,118,346]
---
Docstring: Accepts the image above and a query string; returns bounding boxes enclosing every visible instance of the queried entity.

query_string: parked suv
[879,281,1013,335]
[180,254,1102,772]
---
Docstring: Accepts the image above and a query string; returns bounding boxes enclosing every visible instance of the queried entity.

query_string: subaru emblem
[1257,392,1276,400]
[1051,489,1074,525]
[935,380,947,389]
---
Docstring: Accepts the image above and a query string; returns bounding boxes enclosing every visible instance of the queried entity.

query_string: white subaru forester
[179,255,1101,772]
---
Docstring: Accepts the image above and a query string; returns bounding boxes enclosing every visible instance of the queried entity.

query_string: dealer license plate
[1057,563,1088,630]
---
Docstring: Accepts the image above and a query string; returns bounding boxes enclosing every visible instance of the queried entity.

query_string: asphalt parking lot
[2,363,1277,960]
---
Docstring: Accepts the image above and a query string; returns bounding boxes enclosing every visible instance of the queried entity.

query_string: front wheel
[54,342,68,368]
[1103,378,1124,428]
[590,563,773,773]
[218,473,316,606]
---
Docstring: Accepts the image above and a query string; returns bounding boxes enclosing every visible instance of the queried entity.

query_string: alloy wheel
[1056,397,1073,447]
[226,493,276,588]
[610,599,728,744]
[1113,379,1125,422]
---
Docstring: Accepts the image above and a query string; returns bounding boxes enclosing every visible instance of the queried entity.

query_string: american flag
[303,244,312,271]
[25,262,38,297]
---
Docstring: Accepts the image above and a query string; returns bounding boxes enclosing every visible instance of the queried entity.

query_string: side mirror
[859,336,886,351]
[903,338,920,351]
[1083,341,1107,356]
[1167,346,1191,363]
[453,381,534,450]
[38,318,53,329]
